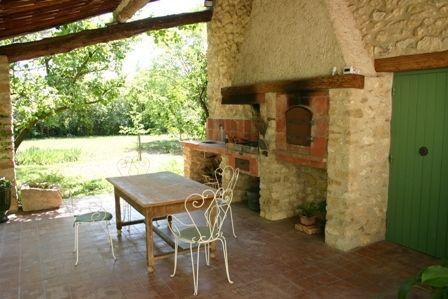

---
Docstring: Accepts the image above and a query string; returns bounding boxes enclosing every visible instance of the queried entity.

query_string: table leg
[114,189,122,235]
[145,209,155,273]
[210,205,217,258]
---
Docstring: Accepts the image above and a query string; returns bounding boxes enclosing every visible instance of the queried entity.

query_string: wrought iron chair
[168,188,234,296]
[70,194,116,266]
[116,155,150,230]
[214,166,240,238]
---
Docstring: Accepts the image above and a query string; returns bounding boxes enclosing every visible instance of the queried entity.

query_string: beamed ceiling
[0,0,124,40]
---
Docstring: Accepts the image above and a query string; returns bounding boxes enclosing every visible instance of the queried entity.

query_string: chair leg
[228,206,237,238]
[204,243,210,266]
[105,221,117,261]
[73,223,77,253]
[171,239,178,277]
[190,243,201,296]
[74,223,80,266]
[219,236,233,284]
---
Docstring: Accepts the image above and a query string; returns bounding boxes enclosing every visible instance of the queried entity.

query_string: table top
[106,171,215,208]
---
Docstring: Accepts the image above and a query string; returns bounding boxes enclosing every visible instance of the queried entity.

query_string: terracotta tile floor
[0,194,438,299]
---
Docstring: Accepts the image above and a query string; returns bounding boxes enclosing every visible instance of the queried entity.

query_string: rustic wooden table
[106,171,216,272]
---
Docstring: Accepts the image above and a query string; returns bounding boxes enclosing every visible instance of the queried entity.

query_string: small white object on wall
[342,66,360,75]
[331,66,338,76]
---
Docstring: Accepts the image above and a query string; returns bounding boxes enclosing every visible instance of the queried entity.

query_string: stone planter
[21,186,62,212]
[0,187,11,223]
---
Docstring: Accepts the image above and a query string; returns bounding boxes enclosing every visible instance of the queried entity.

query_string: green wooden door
[387,68,448,258]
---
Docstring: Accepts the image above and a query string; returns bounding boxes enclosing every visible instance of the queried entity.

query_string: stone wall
[207,0,254,119]
[348,0,448,58]
[183,146,221,184]
[207,0,447,251]
[325,75,393,250]
[0,56,17,211]
[220,155,259,203]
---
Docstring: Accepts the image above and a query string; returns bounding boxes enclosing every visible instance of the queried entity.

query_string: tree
[9,20,131,150]
[123,24,208,139]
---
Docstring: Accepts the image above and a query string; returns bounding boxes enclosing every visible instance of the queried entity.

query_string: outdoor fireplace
[276,90,329,168]
[285,104,312,146]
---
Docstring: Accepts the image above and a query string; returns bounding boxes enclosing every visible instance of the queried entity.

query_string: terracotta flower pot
[299,215,316,226]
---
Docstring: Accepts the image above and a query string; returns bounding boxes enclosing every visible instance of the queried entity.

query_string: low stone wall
[220,155,259,203]
[183,146,221,184]
[0,56,17,212]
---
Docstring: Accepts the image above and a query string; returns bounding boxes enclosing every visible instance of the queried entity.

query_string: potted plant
[398,263,448,298]
[0,177,12,223]
[297,201,319,226]
[21,181,62,212]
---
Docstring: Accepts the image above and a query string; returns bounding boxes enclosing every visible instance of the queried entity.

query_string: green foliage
[18,170,110,198]
[399,264,448,299]
[119,102,150,136]
[125,24,208,139]
[297,201,322,217]
[0,177,12,189]
[16,147,81,165]
[9,20,131,148]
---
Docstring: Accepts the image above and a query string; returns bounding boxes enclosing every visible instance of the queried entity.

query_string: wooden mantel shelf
[221,74,365,105]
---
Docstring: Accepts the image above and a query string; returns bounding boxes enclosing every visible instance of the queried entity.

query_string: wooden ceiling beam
[114,0,159,23]
[0,10,213,63]
[375,50,448,72]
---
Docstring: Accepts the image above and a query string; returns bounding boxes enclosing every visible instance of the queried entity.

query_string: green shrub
[16,147,82,165]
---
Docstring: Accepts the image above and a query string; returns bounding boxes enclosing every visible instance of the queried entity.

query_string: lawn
[15,135,184,198]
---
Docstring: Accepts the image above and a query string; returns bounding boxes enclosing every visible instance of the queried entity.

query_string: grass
[16,147,81,165]
[16,135,184,198]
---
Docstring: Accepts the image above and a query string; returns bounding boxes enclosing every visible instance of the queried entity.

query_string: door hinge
[388,154,393,164]
[392,87,396,96]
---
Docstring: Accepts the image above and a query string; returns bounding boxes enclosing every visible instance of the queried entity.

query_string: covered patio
[1,195,436,299]
[1,0,448,298]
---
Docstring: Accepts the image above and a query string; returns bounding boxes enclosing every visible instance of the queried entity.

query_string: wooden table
[106,171,215,272]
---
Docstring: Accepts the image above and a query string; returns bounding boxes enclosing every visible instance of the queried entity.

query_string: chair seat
[74,211,113,223]
[178,226,218,243]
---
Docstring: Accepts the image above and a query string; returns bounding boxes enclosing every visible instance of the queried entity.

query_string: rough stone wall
[0,56,17,211]
[220,155,259,203]
[233,0,346,85]
[207,0,254,119]
[325,74,393,250]
[259,93,327,221]
[183,146,220,183]
[347,0,448,58]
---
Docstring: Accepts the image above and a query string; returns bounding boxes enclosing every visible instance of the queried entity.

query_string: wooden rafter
[375,50,448,72]
[0,0,122,40]
[114,0,159,23]
[0,10,213,63]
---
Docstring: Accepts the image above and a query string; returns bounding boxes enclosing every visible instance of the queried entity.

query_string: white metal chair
[214,166,240,238]
[168,188,234,296]
[70,194,116,266]
[116,155,150,230]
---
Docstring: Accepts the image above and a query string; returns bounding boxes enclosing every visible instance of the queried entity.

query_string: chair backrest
[214,166,240,191]
[184,188,233,243]
[117,155,150,176]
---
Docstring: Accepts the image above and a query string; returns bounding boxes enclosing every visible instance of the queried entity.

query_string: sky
[122,0,205,77]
